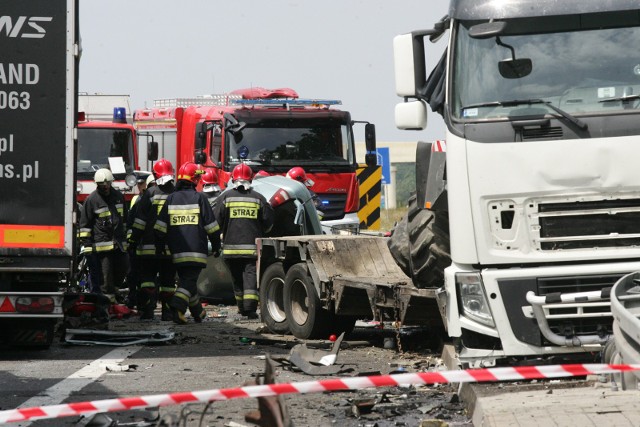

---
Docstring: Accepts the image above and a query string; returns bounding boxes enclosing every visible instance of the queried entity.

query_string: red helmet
[231,163,253,182]
[286,166,313,187]
[153,158,174,185]
[177,162,204,184]
[201,168,218,185]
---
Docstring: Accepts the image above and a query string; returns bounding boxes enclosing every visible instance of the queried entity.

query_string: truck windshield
[226,120,354,167]
[77,128,134,178]
[453,11,640,121]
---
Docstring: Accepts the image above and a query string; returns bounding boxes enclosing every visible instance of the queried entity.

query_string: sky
[78,1,449,143]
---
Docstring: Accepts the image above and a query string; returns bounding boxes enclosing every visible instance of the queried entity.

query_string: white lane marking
[16,346,142,427]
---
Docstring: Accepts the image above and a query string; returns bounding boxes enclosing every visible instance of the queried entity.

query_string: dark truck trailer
[0,0,77,347]
[257,235,441,339]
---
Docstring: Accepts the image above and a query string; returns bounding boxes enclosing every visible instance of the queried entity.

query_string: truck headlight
[456,272,495,328]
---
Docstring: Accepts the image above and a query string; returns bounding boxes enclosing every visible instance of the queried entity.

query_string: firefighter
[128,159,176,320]
[286,166,324,219]
[124,174,155,309]
[79,168,129,303]
[155,162,221,324]
[214,163,274,319]
[201,168,221,208]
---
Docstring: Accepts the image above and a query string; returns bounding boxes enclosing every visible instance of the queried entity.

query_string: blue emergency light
[233,99,342,106]
[237,145,250,159]
[113,107,127,124]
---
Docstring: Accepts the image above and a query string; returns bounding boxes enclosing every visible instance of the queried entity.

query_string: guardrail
[605,271,640,390]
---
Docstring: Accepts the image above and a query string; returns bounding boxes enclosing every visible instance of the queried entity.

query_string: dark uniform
[155,181,221,323]
[124,190,146,309]
[79,186,129,302]
[129,182,176,319]
[214,186,274,316]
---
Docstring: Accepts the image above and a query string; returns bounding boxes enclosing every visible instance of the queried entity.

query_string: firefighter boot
[161,303,173,321]
[138,286,157,320]
[189,303,206,323]
[159,289,175,322]
[169,291,189,325]
[171,307,187,325]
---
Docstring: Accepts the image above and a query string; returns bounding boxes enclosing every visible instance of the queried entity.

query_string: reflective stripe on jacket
[214,188,274,259]
[129,183,174,257]
[79,188,127,252]
[155,186,221,267]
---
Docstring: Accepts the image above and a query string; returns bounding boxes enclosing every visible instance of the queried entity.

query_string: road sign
[376,147,391,185]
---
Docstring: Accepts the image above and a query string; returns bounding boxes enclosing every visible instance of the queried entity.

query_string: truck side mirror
[365,123,376,152]
[194,151,207,165]
[147,140,158,161]
[393,32,426,97]
[364,123,377,167]
[196,122,208,151]
[365,153,377,167]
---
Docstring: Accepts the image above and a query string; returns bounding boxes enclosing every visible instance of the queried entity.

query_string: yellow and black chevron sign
[357,164,382,230]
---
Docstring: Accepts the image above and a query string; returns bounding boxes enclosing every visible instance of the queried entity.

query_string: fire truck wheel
[388,194,451,288]
[283,263,329,339]
[259,262,290,334]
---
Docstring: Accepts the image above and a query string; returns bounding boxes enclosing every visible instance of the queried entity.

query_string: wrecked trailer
[257,235,443,340]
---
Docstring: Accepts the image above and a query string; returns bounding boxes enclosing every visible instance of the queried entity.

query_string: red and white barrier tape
[2,363,639,424]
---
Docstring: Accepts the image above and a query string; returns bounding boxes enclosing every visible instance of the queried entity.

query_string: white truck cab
[394,0,640,367]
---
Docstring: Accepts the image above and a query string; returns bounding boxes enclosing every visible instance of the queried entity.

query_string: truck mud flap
[64,329,174,346]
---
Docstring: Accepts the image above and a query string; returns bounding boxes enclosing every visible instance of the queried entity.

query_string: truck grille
[498,274,622,347]
[316,193,347,220]
[536,198,640,250]
[537,274,617,339]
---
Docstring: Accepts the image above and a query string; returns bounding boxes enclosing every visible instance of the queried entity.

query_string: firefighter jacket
[154,185,221,267]
[129,183,175,257]
[214,187,274,259]
[79,188,127,254]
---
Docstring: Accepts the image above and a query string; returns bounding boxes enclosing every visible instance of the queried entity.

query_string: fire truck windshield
[226,120,354,167]
[77,128,134,178]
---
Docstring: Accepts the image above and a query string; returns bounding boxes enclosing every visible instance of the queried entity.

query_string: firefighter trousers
[97,250,129,302]
[138,257,176,317]
[226,258,258,314]
[170,266,205,319]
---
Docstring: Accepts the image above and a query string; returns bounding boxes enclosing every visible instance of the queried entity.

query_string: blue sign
[376,147,391,185]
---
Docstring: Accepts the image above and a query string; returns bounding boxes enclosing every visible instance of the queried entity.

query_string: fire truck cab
[135,87,376,234]
[76,107,147,202]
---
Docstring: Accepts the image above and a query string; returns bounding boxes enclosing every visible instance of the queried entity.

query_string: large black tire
[283,263,330,339]
[388,194,451,288]
[259,262,290,334]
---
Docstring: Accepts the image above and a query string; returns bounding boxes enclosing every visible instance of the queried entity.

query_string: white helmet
[94,168,114,184]
[145,174,155,186]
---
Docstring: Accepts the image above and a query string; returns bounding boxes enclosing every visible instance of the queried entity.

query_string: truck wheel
[259,262,290,334]
[284,263,329,339]
[388,194,451,288]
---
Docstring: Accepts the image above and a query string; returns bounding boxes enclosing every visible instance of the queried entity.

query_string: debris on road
[64,329,175,346]
[244,356,293,427]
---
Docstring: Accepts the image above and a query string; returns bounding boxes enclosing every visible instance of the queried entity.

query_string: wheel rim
[265,277,286,323]
[290,278,309,325]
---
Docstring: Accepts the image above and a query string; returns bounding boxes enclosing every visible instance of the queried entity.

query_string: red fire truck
[76,106,150,202]
[134,87,376,234]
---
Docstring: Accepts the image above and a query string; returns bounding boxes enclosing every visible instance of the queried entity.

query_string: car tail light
[269,188,292,208]
[15,297,55,314]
